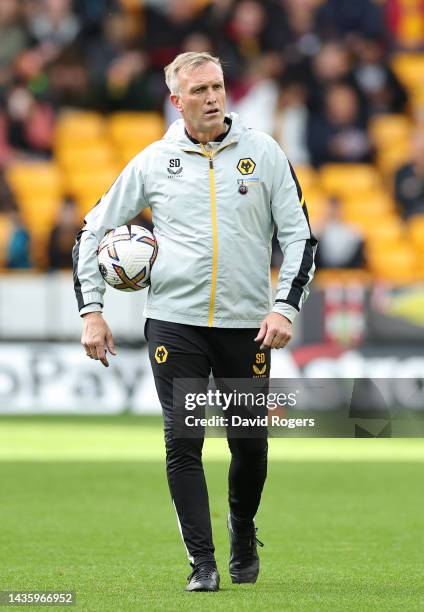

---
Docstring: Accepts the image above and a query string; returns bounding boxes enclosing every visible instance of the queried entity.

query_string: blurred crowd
[0,0,424,271]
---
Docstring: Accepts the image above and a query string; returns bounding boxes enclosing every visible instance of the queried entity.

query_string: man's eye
[214,84,223,89]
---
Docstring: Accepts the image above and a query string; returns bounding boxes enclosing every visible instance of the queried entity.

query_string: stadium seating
[363,215,406,243]
[341,193,396,224]
[5,158,116,264]
[369,115,412,176]
[391,53,424,96]
[293,165,319,193]
[377,142,412,177]
[2,99,421,282]
[304,191,328,228]
[74,192,103,220]
[319,164,382,198]
[409,214,424,251]
[54,111,107,146]
[6,162,62,201]
[6,162,63,244]
[67,168,119,205]
[362,214,417,282]
[56,142,116,172]
[366,243,416,283]
[108,112,165,164]
[369,114,412,149]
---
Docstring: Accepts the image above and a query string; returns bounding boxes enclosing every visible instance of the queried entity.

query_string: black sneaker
[227,513,264,584]
[185,563,220,592]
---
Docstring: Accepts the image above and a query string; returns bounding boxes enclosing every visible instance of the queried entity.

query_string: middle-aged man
[73,52,317,593]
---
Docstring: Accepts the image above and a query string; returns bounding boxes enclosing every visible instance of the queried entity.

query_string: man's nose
[206,88,217,103]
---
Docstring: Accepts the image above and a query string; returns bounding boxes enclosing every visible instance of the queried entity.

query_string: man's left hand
[254,312,292,350]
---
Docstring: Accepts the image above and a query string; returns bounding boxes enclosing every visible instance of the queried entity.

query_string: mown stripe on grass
[0,423,423,461]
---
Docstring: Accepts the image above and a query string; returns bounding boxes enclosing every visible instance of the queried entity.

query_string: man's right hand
[81,312,116,367]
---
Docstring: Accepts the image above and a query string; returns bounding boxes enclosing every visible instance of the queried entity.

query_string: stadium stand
[0,0,423,285]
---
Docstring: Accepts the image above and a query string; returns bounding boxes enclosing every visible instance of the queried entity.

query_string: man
[73,52,317,592]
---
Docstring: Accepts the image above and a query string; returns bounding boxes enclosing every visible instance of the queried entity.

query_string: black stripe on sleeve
[288,160,303,202]
[275,298,300,312]
[72,227,85,311]
[72,199,103,312]
[302,203,318,246]
[288,161,318,246]
[285,240,315,309]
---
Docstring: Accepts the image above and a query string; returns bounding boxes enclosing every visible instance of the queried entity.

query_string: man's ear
[170,93,183,113]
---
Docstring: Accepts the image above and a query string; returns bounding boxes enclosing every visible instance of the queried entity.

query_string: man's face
[171,61,226,135]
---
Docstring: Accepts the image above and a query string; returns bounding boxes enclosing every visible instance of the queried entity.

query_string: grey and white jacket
[73,113,317,328]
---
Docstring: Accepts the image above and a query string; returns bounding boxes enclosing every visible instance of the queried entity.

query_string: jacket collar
[163,112,245,152]
[185,115,232,145]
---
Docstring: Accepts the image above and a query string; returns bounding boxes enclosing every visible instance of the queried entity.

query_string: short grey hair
[164,52,222,95]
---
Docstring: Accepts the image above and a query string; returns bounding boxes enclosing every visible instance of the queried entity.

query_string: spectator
[144,0,210,69]
[47,197,79,269]
[21,0,41,23]
[29,0,80,61]
[0,0,29,67]
[0,0,416,270]
[223,0,284,79]
[351,34,408,115]
[47,46,96,109]
[5,84,54,156]
[277,0,321,66]
[98,50,158,112]
[316,0,385,38]
[231,54,281,134]
[84,11,141,87]
[207,0,237,45]
[308,41,353,113]
[227,0,268,61]
[0,171,17,212]
[73,0,112,24]
[0,113,13,166]
[6,210,32,269]
[183,31,214,55]
[206,0,246,83]
[395,128,424,220]
[315,198,366,269]
[273,78,310,164]
[307,82,373,167]
[0,1,30,108]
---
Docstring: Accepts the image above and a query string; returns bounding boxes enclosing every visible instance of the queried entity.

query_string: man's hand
[254,312,292,350]
[81,312,117,367]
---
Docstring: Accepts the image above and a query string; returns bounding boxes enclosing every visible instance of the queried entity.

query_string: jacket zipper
[190,142,234,326]
[200,145,218,327]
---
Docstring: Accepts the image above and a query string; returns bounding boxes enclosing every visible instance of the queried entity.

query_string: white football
[97,224,157,291]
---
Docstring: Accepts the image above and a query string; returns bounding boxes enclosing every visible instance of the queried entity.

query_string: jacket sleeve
[269,142,318,323]
[72,155,149,315]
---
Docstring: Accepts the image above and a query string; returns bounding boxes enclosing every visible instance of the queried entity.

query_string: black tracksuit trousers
[145,318,270,567]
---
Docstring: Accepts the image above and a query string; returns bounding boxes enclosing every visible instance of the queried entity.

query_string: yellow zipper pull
[200,143,214,168]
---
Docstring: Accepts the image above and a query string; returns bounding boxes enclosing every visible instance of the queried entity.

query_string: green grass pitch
[0,416,423,611]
